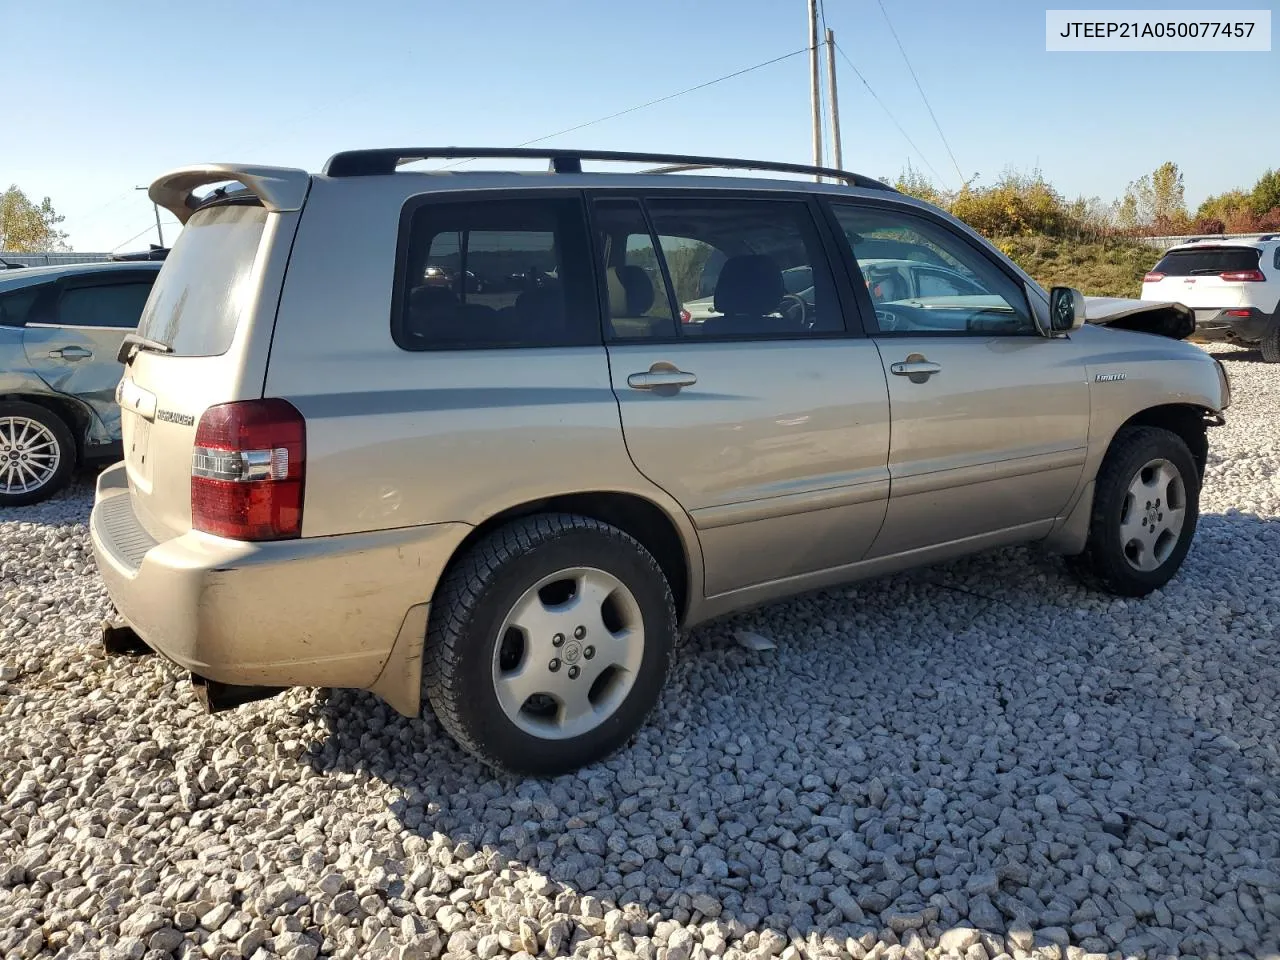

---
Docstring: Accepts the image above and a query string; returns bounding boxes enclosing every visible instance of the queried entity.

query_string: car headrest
[607,265,656,317]
[714,254,783,316]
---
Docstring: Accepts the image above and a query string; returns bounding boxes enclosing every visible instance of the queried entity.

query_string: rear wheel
[1071,425,1200,597]
[1260,314,1280,363]
[0,401,75,507]
[423,514,678,775]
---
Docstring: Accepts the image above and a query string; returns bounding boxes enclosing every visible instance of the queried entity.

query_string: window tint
[396,197,597,350]
[137,203,268,356]
[638,197,843,339]
[591,199,678,340]
[1153,247,1261,276]
[832,204,1035,336]
[0,286,43,327]
[57,282,154,329]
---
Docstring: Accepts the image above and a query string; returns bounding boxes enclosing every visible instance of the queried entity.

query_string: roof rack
[321,147,894,191]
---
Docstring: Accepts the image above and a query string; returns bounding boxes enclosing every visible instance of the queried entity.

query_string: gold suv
[90,149,1230,775]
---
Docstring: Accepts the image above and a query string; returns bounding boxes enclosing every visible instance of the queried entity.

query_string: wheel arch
[434,490,699,628]
[1113,402,1213,478]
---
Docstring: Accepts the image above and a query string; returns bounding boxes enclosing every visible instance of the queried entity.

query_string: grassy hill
[997,235,1158,300]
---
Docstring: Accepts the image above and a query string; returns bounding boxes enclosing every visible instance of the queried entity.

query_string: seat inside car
[703,254,786,337]
[606,264,660,338]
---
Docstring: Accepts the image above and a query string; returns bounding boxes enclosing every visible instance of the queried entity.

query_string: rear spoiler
[1083,296,1195,340]
[149,163,310,224]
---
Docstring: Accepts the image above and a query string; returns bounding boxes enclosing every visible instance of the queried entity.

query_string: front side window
[617,196,843,340]
[57,282,155,329]
[396,196,597,350]
[831,203,1036,336]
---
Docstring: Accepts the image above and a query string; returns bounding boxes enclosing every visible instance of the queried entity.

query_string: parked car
[0,260,161,505]
[1142,235,1280,361]
[91,148,1230,775]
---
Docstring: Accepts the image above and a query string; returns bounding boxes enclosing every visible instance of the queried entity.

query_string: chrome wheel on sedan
[1,415,61,496]
[0,402,75,507]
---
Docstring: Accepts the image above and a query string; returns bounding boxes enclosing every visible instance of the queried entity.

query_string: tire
[1072,425,1200,597]
[423,513,678,776]
[0,401,76,507]
[1260,314,1280,363]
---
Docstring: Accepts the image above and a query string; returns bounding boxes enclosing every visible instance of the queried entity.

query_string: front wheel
[423,514,678,775]
[0,401,76,507]
[1071,425,1200,597]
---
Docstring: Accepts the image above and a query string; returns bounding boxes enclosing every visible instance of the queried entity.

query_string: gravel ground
[2,344,1279,960]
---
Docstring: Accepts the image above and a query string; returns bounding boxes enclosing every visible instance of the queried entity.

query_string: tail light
[191,399,305,541]
[1142,272,1165,283]
[1220,269,1266,282]
[679,309,692,324]
[1225,309,1253,317]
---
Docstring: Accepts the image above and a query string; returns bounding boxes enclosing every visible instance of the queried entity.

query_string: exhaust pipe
[189,673,286,713]
[100,620,153,657]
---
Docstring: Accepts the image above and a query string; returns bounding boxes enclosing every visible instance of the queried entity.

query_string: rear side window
[136,203,268,357]
[0,286,43,327]
[57,282,154,329]
[395,196,598,350]
[599,196,844,340]
[1152,247,1261,276]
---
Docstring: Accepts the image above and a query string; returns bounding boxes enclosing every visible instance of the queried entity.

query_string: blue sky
[3,0,1275,252]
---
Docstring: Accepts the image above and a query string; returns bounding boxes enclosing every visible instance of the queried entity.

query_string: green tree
[1195,189,1249,224]
[1119,162,1187,232]
[1249,168,1280,217]
[0,186,68,251]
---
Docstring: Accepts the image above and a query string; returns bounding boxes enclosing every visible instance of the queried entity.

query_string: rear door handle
[627,369,697,390]
[890,359,941,379]
[48,346,93,361]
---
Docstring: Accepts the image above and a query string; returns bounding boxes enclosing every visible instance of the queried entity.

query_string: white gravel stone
[2,345,1280,959]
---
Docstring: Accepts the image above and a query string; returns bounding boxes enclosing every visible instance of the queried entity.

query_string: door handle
[890,359,941,381]
[627,369,697,391]
[48,346,93,361]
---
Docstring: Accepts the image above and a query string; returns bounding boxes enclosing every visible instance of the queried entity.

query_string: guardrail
[1137,232,1277,248]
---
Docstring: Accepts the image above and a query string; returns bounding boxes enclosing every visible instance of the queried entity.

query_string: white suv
[1142,235,1280,360]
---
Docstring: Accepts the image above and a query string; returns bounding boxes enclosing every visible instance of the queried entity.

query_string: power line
[110,218,180,253]
[874,0,964,184]
[832,40,947,186]
[431,46,812,171]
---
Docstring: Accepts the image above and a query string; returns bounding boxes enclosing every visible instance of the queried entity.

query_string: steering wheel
[780,294,810,329]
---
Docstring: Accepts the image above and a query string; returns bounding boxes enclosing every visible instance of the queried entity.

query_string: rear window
[136,202,268,356]
[1152,247,1261,276]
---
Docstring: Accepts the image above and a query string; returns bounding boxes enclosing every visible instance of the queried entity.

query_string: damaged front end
[1083,296,1195,341]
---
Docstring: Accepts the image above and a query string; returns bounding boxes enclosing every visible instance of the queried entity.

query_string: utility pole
[135,186,164,247]
[808,0,823,181]
[825,27,843,172]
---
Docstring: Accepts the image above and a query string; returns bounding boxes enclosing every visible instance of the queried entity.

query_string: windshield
[136,202,268,356]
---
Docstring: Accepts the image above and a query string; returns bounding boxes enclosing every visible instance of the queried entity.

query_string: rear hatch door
[1143,245,1260,310]
[119,167,309,542]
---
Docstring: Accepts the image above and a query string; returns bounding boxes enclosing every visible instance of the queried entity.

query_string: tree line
[888,162,1280,241]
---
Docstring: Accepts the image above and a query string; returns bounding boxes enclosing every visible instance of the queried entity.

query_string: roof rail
[321,147,894,191]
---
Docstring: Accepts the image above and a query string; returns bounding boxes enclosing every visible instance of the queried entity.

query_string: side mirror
[1049,286,1086,333]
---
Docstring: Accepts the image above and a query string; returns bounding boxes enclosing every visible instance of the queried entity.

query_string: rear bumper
[1192,307,1272,343]
[89,462,470,704]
